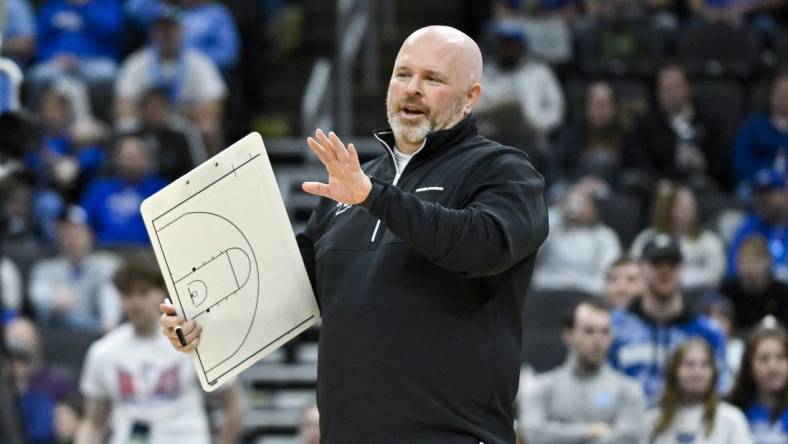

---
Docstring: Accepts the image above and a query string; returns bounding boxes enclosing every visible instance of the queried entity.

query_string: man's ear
[561,328,572,348]
[464,82,482,114]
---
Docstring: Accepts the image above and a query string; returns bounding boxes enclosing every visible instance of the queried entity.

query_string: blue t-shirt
[80,175,166,246]
[36,0,123,61]
[732,115,788,187]
[746,402,788,444]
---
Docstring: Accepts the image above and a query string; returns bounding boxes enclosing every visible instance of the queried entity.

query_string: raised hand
[303,129,372,205]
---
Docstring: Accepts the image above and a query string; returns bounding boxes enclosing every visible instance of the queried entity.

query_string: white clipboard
[140,132,320,391]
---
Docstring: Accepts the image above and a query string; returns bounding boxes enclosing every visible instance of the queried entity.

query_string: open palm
[303,129,372,205]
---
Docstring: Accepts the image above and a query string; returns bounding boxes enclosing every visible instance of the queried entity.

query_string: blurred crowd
[0,0,787,442]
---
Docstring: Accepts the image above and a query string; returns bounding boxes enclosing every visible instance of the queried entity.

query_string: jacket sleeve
[360,151,548,278]
[295,198,335,308]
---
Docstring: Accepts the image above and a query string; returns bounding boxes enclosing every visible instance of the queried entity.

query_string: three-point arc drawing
[154,211,260,380]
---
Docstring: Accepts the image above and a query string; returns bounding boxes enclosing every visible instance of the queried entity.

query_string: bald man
[161,26,548,443]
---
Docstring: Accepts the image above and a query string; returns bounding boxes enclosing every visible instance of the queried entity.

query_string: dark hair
[562,298,612,330]
[729,325,788,422]
[653,338,719,439]
[113,252,165,294]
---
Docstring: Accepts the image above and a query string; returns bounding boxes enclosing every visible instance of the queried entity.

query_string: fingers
[315,129,339,163]
[306,137,330,165]
[328,131,351,163]
[159,302,176,316]
[159,311,185,330]
[302,181,330,198]
[347,143,361,169]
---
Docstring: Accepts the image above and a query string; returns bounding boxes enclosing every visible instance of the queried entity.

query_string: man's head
[641,234,683,302]
[562,300,614,369]
[587,81,617,129]
[603,257,644,309]
[113,253,167,334]
[657,64,691,116]
[5,317,42,390]
[770,72,788,119]
[752,169,788,226]
[141,87,172,128]
[114,133,153,183]
[386,26,483,151]
[38,88,71,133]
[150,4,183,58]
[55,205,93,262]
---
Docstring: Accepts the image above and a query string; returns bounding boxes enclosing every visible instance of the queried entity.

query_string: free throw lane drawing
[141,133,320,391]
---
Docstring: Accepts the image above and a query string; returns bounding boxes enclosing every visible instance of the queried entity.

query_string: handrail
[301,58,333,136]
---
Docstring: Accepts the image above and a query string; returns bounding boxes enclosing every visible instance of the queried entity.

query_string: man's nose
[405,76,423,96]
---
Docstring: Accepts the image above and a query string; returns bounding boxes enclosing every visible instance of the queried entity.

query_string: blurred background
[1,0,787,443]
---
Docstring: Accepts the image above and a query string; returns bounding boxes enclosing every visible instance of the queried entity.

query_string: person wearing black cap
[608,233,729,405]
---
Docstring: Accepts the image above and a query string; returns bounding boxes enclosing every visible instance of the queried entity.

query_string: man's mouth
[401,105,425,116]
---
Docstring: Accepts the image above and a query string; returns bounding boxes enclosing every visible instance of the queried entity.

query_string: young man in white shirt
[76,253,243,444]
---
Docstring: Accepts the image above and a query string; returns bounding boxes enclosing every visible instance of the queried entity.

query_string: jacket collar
[372,113,478,160]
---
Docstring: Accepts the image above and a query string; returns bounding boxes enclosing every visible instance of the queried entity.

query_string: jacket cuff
[359,176,386,213]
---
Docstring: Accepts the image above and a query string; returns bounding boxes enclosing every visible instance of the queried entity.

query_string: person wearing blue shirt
[80,133,166,246]
[1,0,37,65]
[727,169,788,283]
[730,324,788,444]
[178,0,241,73]
[732,72,788,193]
[609,234,729,405]
[31,0,123,84]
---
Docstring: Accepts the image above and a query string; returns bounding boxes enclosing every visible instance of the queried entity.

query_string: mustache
[397,99,429,113]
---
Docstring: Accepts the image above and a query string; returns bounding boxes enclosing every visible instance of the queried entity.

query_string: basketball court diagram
[141,133,320,391]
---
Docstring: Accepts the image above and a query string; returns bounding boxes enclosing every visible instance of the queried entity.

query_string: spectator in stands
[627,64,725,188]
[533,180,621,295]
[556,81,632,184]
[115,4,227,154]
[27,86,107,240]
[5,317,77,402]
[733,71,788,193]
[603,256,645,309]
[80,134,166,247]
[1,0,37,66]
[727,169,788,282]
[521,299,646,443]
[6,317,79,444]
[721,234,788,331]
[31,0,123,85]
[689,0,783,46]
[298,402,320,444]
[631,181,726,293]
[645,338,754,444]
[77,253,243,444]
[475,19,564,149]
[730,324,788,444]
[29,205,122,333]
[610,233,729,404]
[174,0,240,73]
[134,86,205,181]
[1,256,23,322]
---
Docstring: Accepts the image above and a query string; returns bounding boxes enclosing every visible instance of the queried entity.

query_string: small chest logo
[335,202,352,216]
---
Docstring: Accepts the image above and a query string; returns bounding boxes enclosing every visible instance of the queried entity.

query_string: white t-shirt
[115,47,226,109]
[80,323,211,444]
[645,402,754,444]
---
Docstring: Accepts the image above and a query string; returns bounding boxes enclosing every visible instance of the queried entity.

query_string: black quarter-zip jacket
[296,115,549,443]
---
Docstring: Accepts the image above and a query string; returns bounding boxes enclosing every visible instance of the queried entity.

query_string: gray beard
[385,92,466,145]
